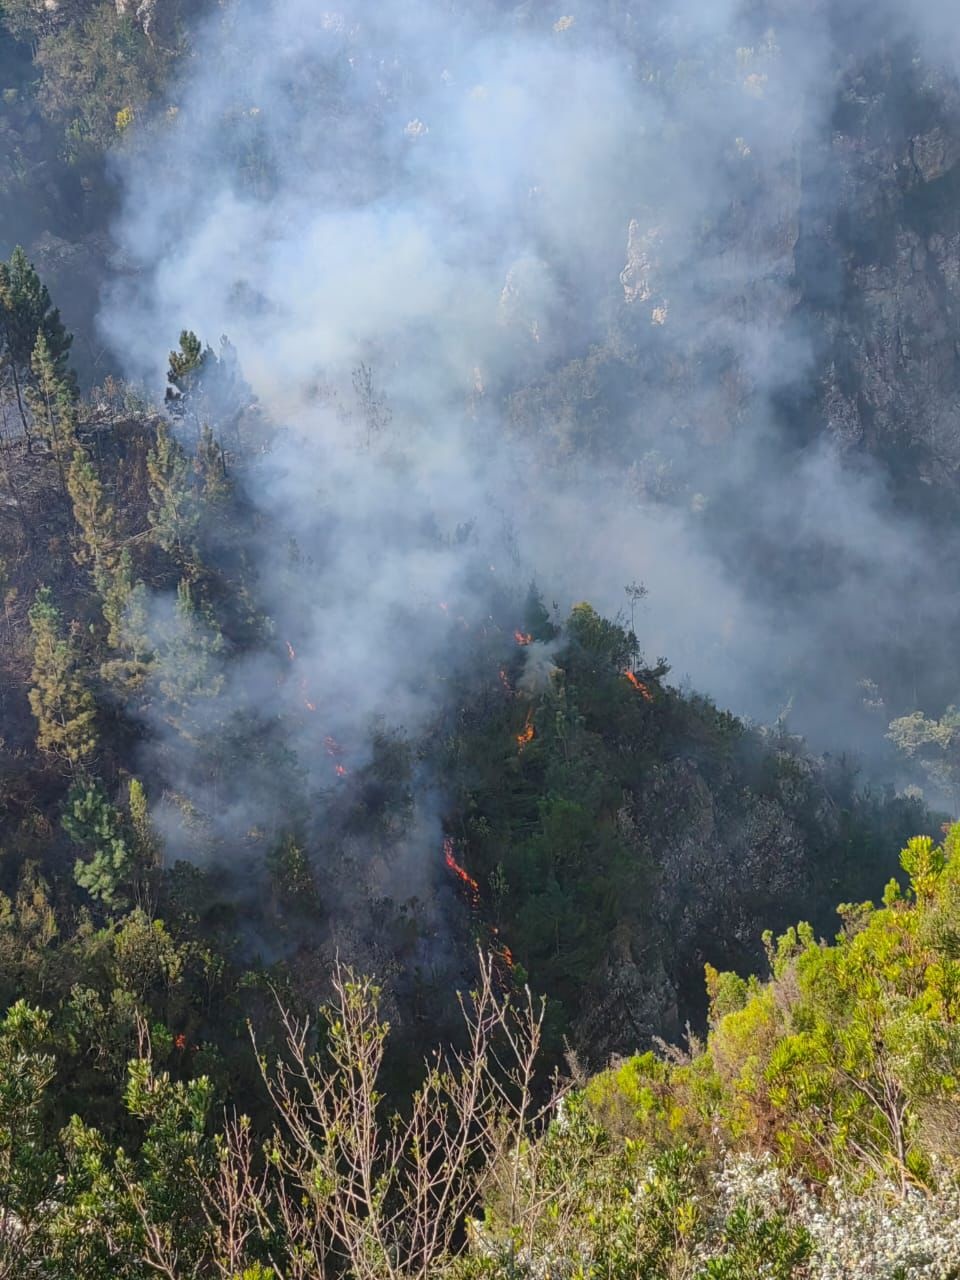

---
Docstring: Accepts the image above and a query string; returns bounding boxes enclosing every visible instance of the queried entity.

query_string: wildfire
[514,630,533,646]
[286,641,296,661]
[499,668,512,693]
[624,670,654,701]
[444,839,516,978]
[324,735,348,779]
[516,709,535,750]
[444,836,480,908]
[305,700,317,712]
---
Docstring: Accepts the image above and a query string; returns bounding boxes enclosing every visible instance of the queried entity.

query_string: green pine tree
[62,780,133,907]
[146,421,200,562]
[28,332,76,490]
[66,447,114,578]
[27,587,97,772]
[0,247,73,445]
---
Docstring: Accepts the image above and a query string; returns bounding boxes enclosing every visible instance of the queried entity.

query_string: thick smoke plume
[98,0,960,864]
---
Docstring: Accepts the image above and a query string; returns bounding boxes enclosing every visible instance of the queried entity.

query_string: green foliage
[67,445,114,576]
[0,246,73,379]
[166,330,251,451]
[0,1001,59,1272]
[0,245,73,439]
[888,706,960,808]
[62,780,133,906]
[28,586,97,769]
[147,421,201,559]
[34,6,173,159]
[694,1204,811,1279]
[28,330,76,464]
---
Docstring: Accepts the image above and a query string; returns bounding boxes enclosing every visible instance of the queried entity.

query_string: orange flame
[444,837,480,907]
[444,841,516,978]
[514,630,533,646]
[516,709,535,750]
[624,670,654,701]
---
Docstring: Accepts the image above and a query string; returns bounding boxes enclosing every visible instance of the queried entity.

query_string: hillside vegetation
[5,0,960,1274]
[0,828,957,1276]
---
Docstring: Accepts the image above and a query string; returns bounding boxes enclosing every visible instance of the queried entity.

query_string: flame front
[514,630,533,646]
[624,670,654,701]
[444,838,515,977]
[444,836,480,908]
[516,709,535,749]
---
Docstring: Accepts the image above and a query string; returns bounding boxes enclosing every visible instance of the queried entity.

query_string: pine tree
[166,329,207,402]
[128,777,161,911]
[196,423,228,505]
[28,588,97,772]
[147,421,199,561]
[67,447,149,655]
[101,548,147,654]
[156,578,224,712]
[67,447,114,579]
[165,329,209,444]
[28,332,76,490]
[166,330,251,451]
[62,781,132,907]
[0,247,73,444]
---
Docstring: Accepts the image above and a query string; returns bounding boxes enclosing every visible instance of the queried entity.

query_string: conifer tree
[0,247,73,444]
[196,423,228,504]
[66,447,149,655]
[166,329,206,402]
[66,447,114,579]
[147,421,199,562]
[166,330,251,451]
[27,588,97,772]
[62,781,132,907]
[27,332,76,490]
[156,578,224,711]
[128,777,161,910]
[100,547,147,654]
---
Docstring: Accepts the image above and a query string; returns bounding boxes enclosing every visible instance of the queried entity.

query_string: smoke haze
[97,0,960,846]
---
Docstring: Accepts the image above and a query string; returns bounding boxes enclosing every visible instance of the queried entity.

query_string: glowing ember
[623,670,654,701]
[514,630,533,646]
[305,700,316,712]
[499,668,512,693]
[516,709,535,750]
[286,641,296,661]
[335,764,347,777]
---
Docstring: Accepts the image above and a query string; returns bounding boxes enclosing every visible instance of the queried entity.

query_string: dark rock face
[805,61,960,492]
